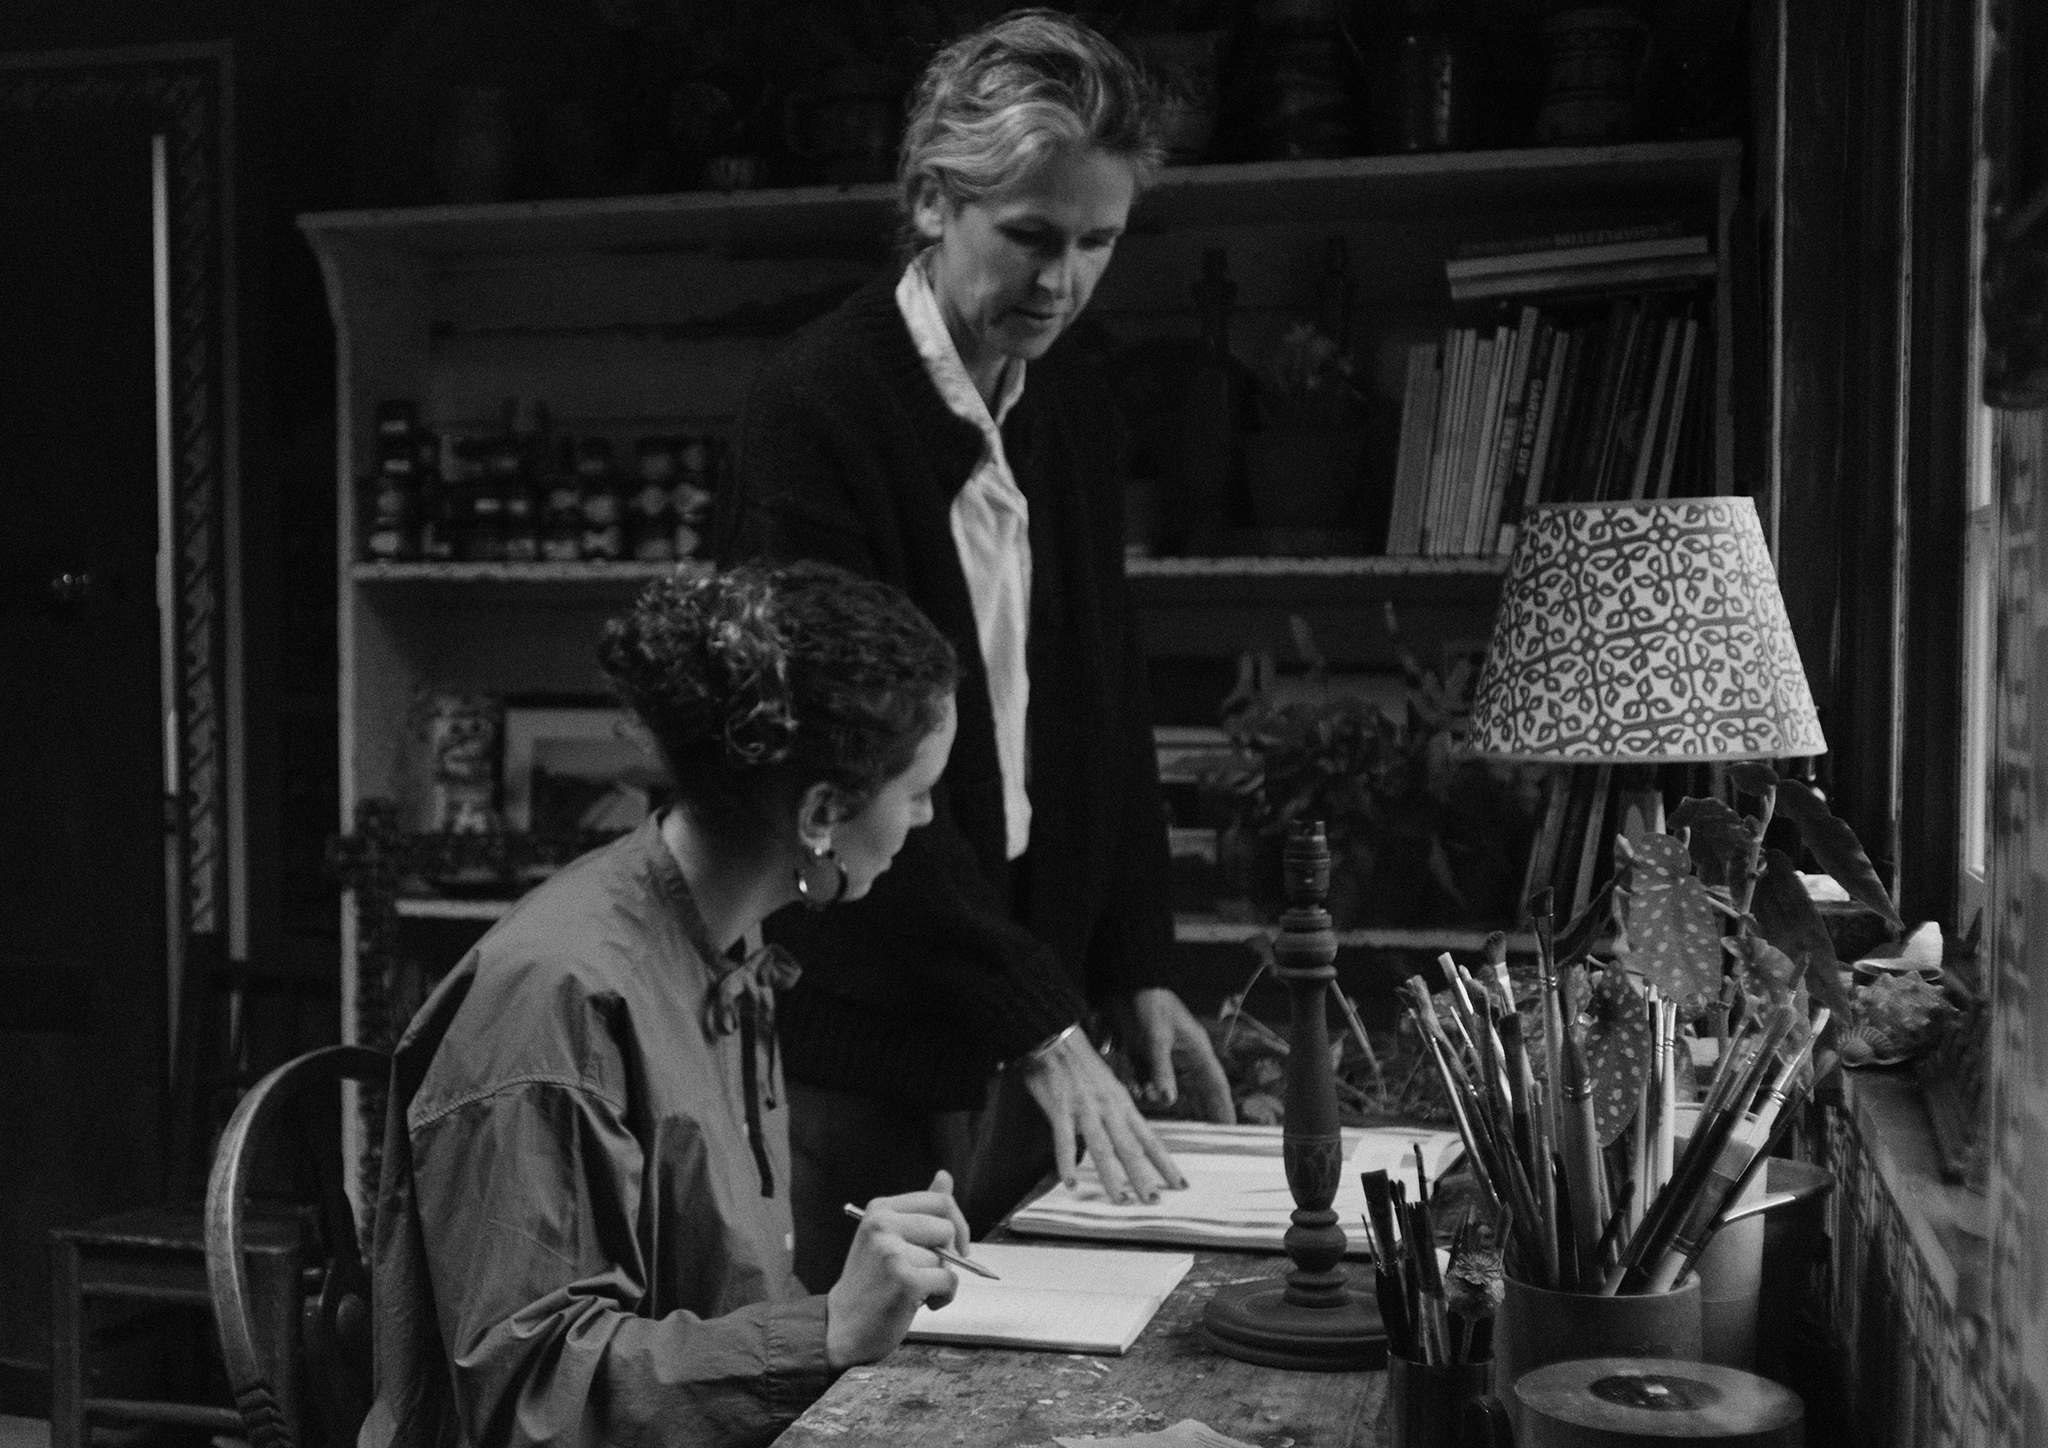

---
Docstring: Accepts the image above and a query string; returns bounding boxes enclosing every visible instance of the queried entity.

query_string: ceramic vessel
[1382,1351,1493,1448]
[1536,5,1649,143]
[1493,1273,1702,1439]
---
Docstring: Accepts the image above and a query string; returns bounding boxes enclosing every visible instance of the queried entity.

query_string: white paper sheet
[1006,1121,1465,1257]
[905,1243,1194,1354]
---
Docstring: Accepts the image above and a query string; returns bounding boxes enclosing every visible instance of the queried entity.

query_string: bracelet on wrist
[1010,1021,1081,1071]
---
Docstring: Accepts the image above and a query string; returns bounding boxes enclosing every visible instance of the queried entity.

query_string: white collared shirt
[896,259,1033,861]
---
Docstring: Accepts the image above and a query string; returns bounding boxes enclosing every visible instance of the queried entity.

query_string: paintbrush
[1359,1174,1416,1362]
[1643,1009,1828,1292]
[1409,1196,1452,1364]
[1668,1055,1834,1291]
[1616,1003,1797,1293]
[1419,1029,1504,1216]
[1559,1022,1607,1279]
[1744,1008,1830,1150]
[1593,1178,1636,1279]
[1533,892,1567,1151]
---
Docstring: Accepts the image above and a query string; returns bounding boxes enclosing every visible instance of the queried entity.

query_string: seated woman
[363,561,967,1448]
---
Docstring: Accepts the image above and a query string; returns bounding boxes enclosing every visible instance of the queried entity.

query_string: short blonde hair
[898,8,1164,246]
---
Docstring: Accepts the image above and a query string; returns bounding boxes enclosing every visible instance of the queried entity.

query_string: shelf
[394,897,515,921]
[389,898,1539,951]
[1172,916,1536,954]
[347,555,1506,612]
[1129,553,1509,612]
[351,559,707,601]
[1126,555,1507,579]
[298,141,1740,262]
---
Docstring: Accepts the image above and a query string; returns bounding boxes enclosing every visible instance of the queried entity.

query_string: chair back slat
[205,1043,388,1448]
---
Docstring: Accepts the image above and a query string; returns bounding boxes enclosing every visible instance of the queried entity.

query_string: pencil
[842,1203,1001,1281]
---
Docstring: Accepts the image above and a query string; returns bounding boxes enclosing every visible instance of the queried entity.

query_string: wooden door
[0,43,236,1378]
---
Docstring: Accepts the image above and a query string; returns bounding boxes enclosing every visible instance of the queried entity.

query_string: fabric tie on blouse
[896,258,1034,861]
[703,943,803,1197]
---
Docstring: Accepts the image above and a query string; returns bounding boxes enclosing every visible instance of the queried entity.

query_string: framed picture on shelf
[502,697,668,834]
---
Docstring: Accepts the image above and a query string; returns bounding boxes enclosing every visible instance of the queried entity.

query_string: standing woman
[365,563,973,1448]
[714,8,1233,1292]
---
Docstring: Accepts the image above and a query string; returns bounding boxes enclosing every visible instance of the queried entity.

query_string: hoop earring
[793,842,848,910]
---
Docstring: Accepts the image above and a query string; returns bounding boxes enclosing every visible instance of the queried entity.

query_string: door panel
[0,109,170,1367]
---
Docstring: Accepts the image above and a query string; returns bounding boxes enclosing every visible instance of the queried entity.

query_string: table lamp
[1467,497,1825,913]
[1201,819,1386,1371]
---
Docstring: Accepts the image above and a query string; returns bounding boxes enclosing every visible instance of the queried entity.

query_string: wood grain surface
[776,1250,1387,1447]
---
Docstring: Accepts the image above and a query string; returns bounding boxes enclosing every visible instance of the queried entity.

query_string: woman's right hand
[824,1170,968,1369]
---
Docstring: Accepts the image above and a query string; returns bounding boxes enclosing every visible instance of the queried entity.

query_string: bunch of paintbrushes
[1403,916,1836,1297]
[1360,1166,1498,1365]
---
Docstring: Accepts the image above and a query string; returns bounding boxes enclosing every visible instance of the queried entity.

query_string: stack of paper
[906,1242,1194,1355]
[1005,1122,1465,1258]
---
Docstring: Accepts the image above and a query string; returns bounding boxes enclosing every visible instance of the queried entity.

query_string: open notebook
[906,1242,1194,1355]
[1005,1121,1464,1257]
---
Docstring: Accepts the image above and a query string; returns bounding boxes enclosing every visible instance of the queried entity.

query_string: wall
[1987,404,2047,1446]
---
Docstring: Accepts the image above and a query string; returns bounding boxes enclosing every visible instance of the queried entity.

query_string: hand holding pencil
[826,1170,979,1370]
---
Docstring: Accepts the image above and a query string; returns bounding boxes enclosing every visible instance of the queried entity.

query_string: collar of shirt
[897,255,1027,445]
[896,258,1035,861]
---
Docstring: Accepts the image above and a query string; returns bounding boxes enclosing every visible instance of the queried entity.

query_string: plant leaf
[1726,932,1805,997]
[1667,796,1752,889]
[1770,778,1904,927]
[1728,762,1783,797]
[1581,965,1652,1146]
[1618,831,1724,1017]
[1748,848,1857,1017]
[1553,878,1616,968]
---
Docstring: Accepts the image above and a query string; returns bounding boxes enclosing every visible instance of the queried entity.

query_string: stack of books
[1443,223,1715,303]
[1384,288,1713,558]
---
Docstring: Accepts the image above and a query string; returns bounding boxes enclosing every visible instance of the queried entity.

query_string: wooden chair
[48,957,334,1448]
[205,1044,389,1448]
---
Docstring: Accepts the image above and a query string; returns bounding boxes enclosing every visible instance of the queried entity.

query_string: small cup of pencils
[1399,921,1838,1437]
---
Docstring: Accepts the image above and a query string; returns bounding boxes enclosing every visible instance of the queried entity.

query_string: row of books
[1444,223,1716,302]
[1384,289,1713,558]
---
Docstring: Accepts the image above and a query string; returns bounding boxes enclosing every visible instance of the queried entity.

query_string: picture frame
[502,696,668,834]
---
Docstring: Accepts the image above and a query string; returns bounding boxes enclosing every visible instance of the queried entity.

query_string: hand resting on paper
[826,1170,971,1369]
[1018,1025,1191,1207]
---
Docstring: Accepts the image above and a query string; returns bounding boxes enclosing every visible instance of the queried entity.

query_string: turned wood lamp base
[1202,820,1386,1372]
[1202,1276,1386,1372]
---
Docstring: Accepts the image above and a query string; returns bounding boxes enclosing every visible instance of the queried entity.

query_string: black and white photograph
[2,2,2045,1445]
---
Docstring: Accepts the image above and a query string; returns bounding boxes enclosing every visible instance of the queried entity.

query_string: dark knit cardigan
[712,271,1176,1110]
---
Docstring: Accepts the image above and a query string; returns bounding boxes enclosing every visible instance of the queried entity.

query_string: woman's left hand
[1115,988,1236,1125]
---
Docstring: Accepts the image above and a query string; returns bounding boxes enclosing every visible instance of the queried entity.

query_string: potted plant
[1205,616,1546,930]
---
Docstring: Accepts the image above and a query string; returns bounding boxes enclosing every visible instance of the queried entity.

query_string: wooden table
[775,1250,1388,1447]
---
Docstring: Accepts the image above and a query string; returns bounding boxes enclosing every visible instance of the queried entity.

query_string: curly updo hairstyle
[897,7,1164,248]
[599,561,957,847]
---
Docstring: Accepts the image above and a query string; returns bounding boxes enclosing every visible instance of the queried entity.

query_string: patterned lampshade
[1468,498,1825,763]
